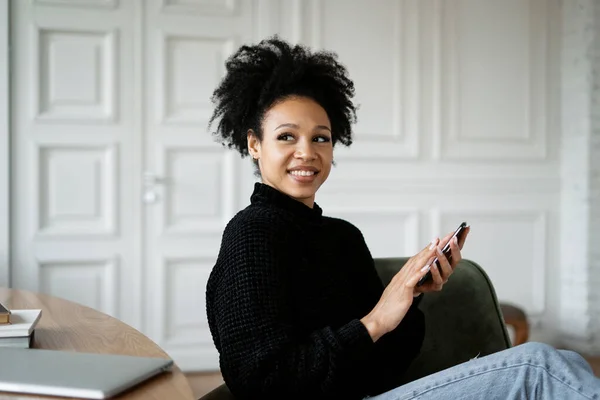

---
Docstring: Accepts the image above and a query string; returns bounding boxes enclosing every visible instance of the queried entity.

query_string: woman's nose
[294,140,316,160]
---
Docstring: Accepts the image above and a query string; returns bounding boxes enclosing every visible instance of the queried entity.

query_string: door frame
[0,1,9,287]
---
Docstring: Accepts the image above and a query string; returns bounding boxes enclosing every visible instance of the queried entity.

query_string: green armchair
[199,258,512,400]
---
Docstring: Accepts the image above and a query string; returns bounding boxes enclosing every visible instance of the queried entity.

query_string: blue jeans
[365,342,600,400]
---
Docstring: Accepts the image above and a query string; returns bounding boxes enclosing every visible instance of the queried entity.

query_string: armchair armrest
[374,257,511,383]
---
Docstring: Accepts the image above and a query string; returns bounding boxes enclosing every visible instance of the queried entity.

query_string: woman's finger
[411,239,439,272]
[435,245,453,280]
[448,236,462,268]
[457,226,470,249]
[421,237,440,252]
[429,260,444,286]
[406,265,431,288]
[394,240,438,285]
[406,254,436,288]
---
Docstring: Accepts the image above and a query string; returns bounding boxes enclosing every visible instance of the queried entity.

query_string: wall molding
[33,142,119,239]
[156,144,235,236]
[432,0,548,161]
[38,256,119,317]
[157,31,236,125]
[336,0,420,160]
[33,0,119,9]
[158,255,216,346]
[324,176,560,196]
[160,0,238,17]
[31,24,118,123]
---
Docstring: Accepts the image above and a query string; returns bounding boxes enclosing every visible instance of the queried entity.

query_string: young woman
[205,37,600,400]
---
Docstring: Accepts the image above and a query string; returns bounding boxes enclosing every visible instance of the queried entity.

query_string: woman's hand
[415,226,470,295]
[360,239,441,342]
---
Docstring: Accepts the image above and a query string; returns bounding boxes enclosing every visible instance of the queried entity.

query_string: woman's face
[247,96,333,208]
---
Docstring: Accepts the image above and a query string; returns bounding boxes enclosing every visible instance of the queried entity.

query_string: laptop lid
[0,347,174,399]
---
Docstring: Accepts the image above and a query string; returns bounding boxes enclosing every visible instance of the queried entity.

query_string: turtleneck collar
[250,182,323,219]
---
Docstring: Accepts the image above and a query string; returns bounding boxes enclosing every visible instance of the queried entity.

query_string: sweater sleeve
[347,224,426,395]
[206,215,375,400]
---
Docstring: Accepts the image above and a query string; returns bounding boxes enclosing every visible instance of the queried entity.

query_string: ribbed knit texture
[206,183,425,399]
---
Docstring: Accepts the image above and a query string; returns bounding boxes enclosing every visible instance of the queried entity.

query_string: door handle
[143,172,165,186]
[142,172,164,204]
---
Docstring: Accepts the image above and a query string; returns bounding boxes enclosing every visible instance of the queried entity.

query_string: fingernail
[436,246,443,256]
[420,264,430,273]
[429,239,438,250]
[453,236,458,245]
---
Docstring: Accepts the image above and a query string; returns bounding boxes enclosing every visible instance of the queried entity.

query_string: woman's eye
[277,133,294,141]
[314,136,331,143]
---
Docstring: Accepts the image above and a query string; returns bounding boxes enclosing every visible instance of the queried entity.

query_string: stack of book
[0,302,42,349]
[0,302,10,324]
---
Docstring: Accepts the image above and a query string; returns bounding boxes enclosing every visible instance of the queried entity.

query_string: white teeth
[289,170,315,176]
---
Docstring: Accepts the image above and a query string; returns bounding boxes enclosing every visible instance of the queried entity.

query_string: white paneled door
[11,0,139,325]
[141,0,256,370]
[11,0,560,371]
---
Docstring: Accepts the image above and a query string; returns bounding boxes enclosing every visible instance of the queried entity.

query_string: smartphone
[416,221,468,287]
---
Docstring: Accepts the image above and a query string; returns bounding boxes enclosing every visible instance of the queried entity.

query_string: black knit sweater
[206,183,425,400]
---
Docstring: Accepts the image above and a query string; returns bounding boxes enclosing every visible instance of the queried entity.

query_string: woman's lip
[287,166,319,172]
[288,171,318,183]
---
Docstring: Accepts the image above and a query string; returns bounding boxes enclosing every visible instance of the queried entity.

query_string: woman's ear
[247,129,261,160]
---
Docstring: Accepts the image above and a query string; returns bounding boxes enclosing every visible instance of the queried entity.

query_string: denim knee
[511,342,558,364]
[513,342,594,373]
[516,341,555,354]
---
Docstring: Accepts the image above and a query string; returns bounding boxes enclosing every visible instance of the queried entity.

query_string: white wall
[0,0,9,287]
[559,0,600,355]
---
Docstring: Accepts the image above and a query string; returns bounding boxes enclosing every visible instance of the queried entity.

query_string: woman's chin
[282,184,318,204]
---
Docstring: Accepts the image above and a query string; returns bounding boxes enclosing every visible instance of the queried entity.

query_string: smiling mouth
[288,170,318,177]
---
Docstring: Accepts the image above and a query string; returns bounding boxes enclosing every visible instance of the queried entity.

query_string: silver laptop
[0,347,174,399]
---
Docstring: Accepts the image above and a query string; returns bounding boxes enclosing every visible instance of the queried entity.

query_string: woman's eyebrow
[315,125,331,132]
[274,123,299,131]
[274,123,331,132]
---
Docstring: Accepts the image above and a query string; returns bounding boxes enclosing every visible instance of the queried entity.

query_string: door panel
[142,0,256,370]
[10,0,141,328]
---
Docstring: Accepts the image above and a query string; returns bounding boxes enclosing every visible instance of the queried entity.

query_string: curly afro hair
[208,36,357,159]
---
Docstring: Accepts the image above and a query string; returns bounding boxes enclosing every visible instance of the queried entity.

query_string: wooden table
[0,288,195,400]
